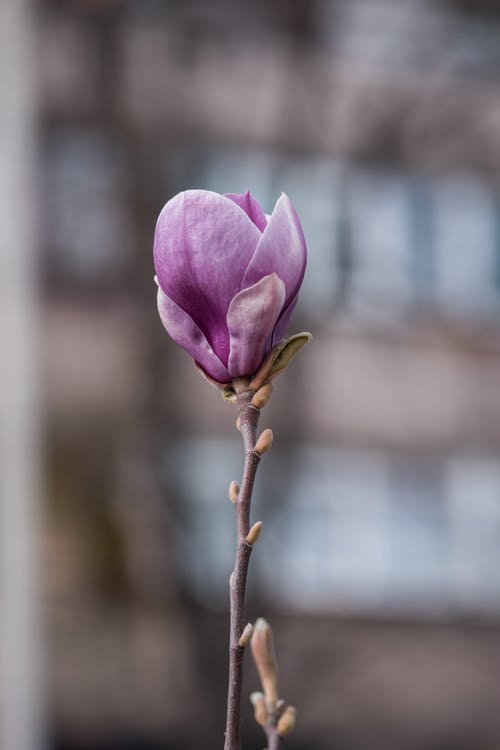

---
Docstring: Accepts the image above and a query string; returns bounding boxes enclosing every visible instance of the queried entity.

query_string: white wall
[0,2,43,748]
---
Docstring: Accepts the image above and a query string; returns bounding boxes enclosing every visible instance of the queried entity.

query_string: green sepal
[266,332,312,381]
[249,332,312,391]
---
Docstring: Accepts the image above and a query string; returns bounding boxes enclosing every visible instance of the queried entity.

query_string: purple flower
[153,189,307,385]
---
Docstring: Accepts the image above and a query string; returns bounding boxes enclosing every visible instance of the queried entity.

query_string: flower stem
[224,391,261,750]
[268,728,283,750]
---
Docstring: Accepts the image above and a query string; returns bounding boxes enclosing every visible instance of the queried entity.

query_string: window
[165,437,500,618]
[42,129,132,286]
[177,145,500,327]
[347,169,414,321]
[433,175,498,319]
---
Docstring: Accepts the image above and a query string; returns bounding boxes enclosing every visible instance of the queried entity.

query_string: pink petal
[153,190,261,362]
[242,193,307,308]
[225,191,268,232]
[157,287,231,383]
[227,273,286,376]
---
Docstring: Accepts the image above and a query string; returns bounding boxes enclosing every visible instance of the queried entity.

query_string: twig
[268,725,284,750]
[224,385,262,750]
[222,336,308,749]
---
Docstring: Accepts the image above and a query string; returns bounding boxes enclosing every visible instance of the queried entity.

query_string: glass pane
[348,169,413,321]
[434,175,498,317]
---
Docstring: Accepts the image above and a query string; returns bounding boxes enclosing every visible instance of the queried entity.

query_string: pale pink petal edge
[157,287,231,383]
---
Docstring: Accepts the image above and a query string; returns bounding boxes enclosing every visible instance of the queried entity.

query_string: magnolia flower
[153,189,307,385]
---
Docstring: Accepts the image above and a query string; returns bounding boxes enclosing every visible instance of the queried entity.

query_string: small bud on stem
[229,480,239,503]
[251,383,273,410]
[250,691,268,727]
[254,428,273,456]
[277,706,296,737]
[246,521,263,545]
[238,623,254,648]
[222,386,237,403]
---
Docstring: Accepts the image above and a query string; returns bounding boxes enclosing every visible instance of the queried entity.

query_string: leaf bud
[238,623,254,648]
[250,691,268,727]
[228,480,239,503]
[254,428,273,456]
[251,383,273,410]
[277,706,296,737]
[246,521,263,545]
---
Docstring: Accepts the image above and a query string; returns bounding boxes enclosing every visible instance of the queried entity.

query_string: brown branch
[224,388,261,750]
[267,725,284,750]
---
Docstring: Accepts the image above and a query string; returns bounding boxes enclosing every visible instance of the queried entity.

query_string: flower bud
[254,429,273,456]
[250,618,278,707]
[154,190,307,385]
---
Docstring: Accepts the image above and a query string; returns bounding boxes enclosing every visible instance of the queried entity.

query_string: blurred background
[2,0,500,748]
